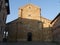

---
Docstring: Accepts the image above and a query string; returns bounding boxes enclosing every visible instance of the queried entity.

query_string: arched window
[3,31,8,38]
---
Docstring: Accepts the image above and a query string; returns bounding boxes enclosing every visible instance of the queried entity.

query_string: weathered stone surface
[6,4,52,42]
[0,0,9,41]
[51,13,60,42]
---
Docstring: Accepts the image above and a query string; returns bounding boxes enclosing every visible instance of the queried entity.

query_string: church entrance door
[27,32,32,41]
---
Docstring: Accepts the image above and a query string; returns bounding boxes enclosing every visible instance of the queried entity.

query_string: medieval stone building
[0,0,60,43]
[0,0,10,41]
[51,13,60,42]
[6,4,52,42]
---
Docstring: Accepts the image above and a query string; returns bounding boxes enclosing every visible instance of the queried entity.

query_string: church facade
[0,0,60,42]
[6,4,52,42]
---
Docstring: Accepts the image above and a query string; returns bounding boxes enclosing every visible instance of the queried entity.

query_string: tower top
[19,4,40,9]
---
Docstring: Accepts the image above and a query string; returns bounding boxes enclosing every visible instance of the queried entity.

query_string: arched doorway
[27,32,32,41]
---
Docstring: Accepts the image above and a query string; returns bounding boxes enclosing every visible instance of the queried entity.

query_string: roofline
[6,18,18,25]
[51,13,60,24]
[41,16,51,22]
[19,3,41,10]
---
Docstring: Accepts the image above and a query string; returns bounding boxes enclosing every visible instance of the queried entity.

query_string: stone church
[6,4,52,42]
[0,0,60,42]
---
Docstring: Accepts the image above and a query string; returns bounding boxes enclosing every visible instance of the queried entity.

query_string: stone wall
[51,13,60,42]
[6,4,52,42]
[0,0,9,41]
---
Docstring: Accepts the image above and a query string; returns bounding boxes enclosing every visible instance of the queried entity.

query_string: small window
[38,21,42,23]
[5,3,8,6]
[29,7,31,9]
[38,21,40,23]
[28,15,31,16]
[20,22,23,24]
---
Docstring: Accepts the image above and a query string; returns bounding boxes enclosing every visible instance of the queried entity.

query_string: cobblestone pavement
[0,41,59,45]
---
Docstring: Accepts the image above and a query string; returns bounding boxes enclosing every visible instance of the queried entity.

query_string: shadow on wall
[51,14,60,43]
[6,17,52,42]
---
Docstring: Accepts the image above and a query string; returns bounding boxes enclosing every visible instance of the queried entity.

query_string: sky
[6,0,60,23]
